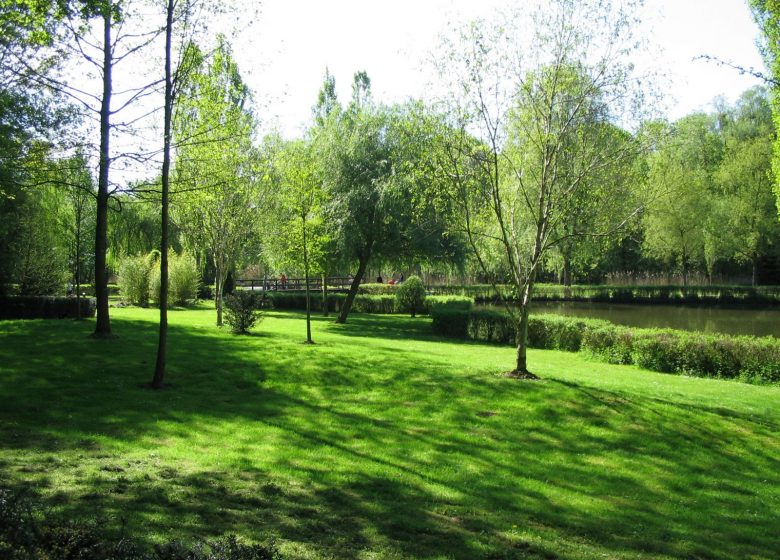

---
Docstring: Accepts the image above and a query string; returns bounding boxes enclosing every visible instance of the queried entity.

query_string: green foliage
[432,283,780,305]
[173,38,259,325]
[10,179,70,296]
[430,307,780,383]
[0,296,95,319]
[394,276,426,316]
[750,0,780,213]
[150,252,200,308]
[119,251,199,309]
[223,290,266,334]
[117,252,155,306]
[168,253,200,306]
[357,282,396,295]
[266,291,470,316]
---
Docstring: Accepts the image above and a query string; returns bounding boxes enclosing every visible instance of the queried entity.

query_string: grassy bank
[1,306,779,559]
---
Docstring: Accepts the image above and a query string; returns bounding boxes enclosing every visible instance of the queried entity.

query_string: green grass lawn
[1,305,779,559]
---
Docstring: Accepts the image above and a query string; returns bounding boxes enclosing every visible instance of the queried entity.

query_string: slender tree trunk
[752,259,758,287]
[562,250,572,298]
[75,199,82,320]
[215,267,225,326]
[511,271,540,379]
[92,3,113,338]
[303,219,313,343]
[336,243,372,324]
[321,272,328,316]
[562,257,571,286]
[152,0,174,389]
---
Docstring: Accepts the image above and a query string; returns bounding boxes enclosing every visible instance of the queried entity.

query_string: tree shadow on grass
[1,314,779,559]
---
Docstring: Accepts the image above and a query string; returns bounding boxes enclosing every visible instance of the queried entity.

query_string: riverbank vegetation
[1,306,779,559]
[430,305,780,384]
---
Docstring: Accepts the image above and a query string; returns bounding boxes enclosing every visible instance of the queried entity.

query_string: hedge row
[428,283,780,305]
[0,296,96,320]
[430,306,780,383]
[264,291,471,315]
[356,282,398,295]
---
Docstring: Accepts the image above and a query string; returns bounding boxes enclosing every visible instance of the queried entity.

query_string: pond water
[490,301,780,338]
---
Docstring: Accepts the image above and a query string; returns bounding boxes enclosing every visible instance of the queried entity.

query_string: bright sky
[227,0,767,138]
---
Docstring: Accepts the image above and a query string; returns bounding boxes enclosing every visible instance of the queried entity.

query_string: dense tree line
[2,0,780,374]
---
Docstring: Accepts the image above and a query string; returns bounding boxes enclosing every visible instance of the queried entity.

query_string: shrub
[353,294,396,314]
[581,325,634,364]
[267,291,472,317]
[150,252,200,307]
[266,292,399,314]
[358,282,396,295]
[117,252,156,306]
[224,290,267,334]
[430,307,470,339]
[631,332,683,373]
[425,295,473,313]
[394,276,427,317]
[16,256,67,296]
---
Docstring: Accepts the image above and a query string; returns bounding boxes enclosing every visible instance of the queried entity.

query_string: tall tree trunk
[92,3,113,338]
[215,266,226,326]
[152,0,174,389]
[752,258,758,287]
[336,243,372,324]
[510,259,540,379]
[513,278,537,377]
[321,272,328,316]
[562,250,572,298]
[303,217,313,343]
[75,198,82,320]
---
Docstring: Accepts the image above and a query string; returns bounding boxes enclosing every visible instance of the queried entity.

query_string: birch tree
[435,0,653,377]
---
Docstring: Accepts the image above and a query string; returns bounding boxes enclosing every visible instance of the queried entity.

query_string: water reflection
[488,301,780,338]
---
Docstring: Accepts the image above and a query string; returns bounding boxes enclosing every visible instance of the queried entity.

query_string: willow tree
[436,0,653,377]
[643,115,722,286]
[316,73,465,323]
[173,37,258,326]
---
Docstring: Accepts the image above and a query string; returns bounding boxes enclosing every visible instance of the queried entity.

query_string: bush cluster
[117,253,155,306]
[0,296,96,320]
[357,282,397,295]
[224,290,269,334]
[394,276,426,317]
[117,251,200,307]
[430,307,780,384]
[150,252,201,307]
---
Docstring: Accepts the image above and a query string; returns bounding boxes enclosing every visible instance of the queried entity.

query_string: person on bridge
[280,273,287,289]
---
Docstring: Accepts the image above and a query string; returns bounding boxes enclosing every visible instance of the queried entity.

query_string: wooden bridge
[235,276,355,292]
